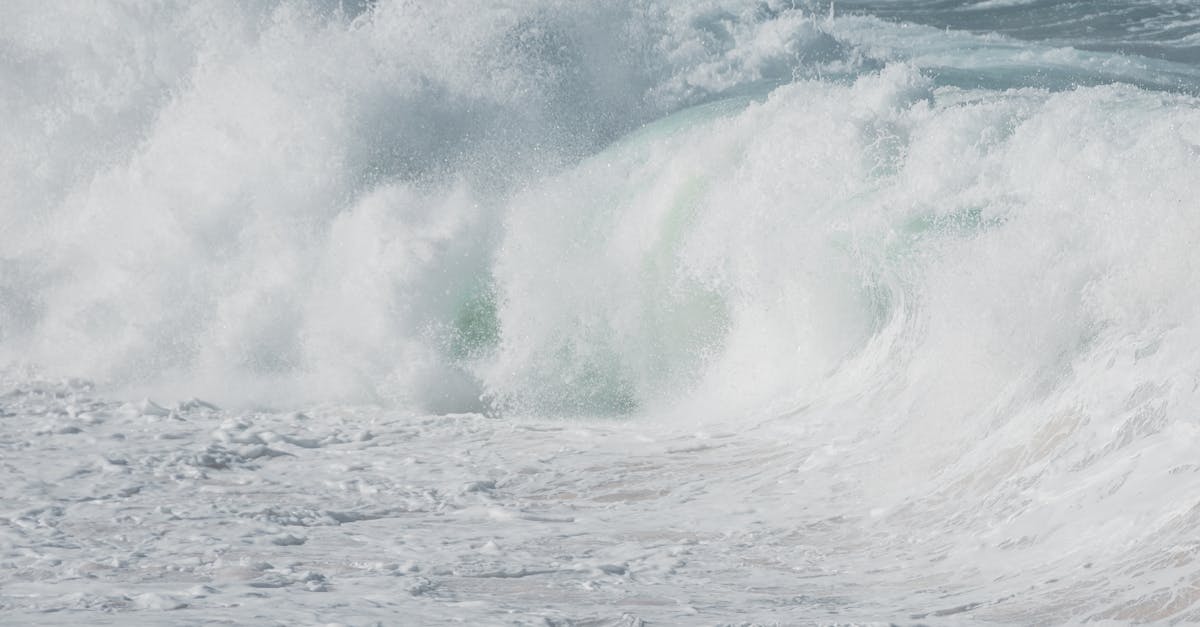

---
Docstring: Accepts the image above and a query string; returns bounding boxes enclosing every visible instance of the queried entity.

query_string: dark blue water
[840,0,1200,63]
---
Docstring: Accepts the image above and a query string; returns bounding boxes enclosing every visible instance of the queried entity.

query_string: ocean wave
[2,0,1199,421]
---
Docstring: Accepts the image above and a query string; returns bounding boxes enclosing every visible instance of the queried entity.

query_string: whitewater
[4,0,1200,624]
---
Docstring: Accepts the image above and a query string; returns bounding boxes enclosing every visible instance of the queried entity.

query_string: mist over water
[7,2,1200,620]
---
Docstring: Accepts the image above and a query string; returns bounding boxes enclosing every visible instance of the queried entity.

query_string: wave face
[8,0,1200,621]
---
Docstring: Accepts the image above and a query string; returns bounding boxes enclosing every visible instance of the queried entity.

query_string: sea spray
[0,0,858,408]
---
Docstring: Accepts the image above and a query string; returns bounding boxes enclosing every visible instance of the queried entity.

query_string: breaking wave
[10,0,1200,621]
[3,0,1200,425]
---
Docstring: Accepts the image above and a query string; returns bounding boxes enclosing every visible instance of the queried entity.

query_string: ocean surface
[4,0,1200,623]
